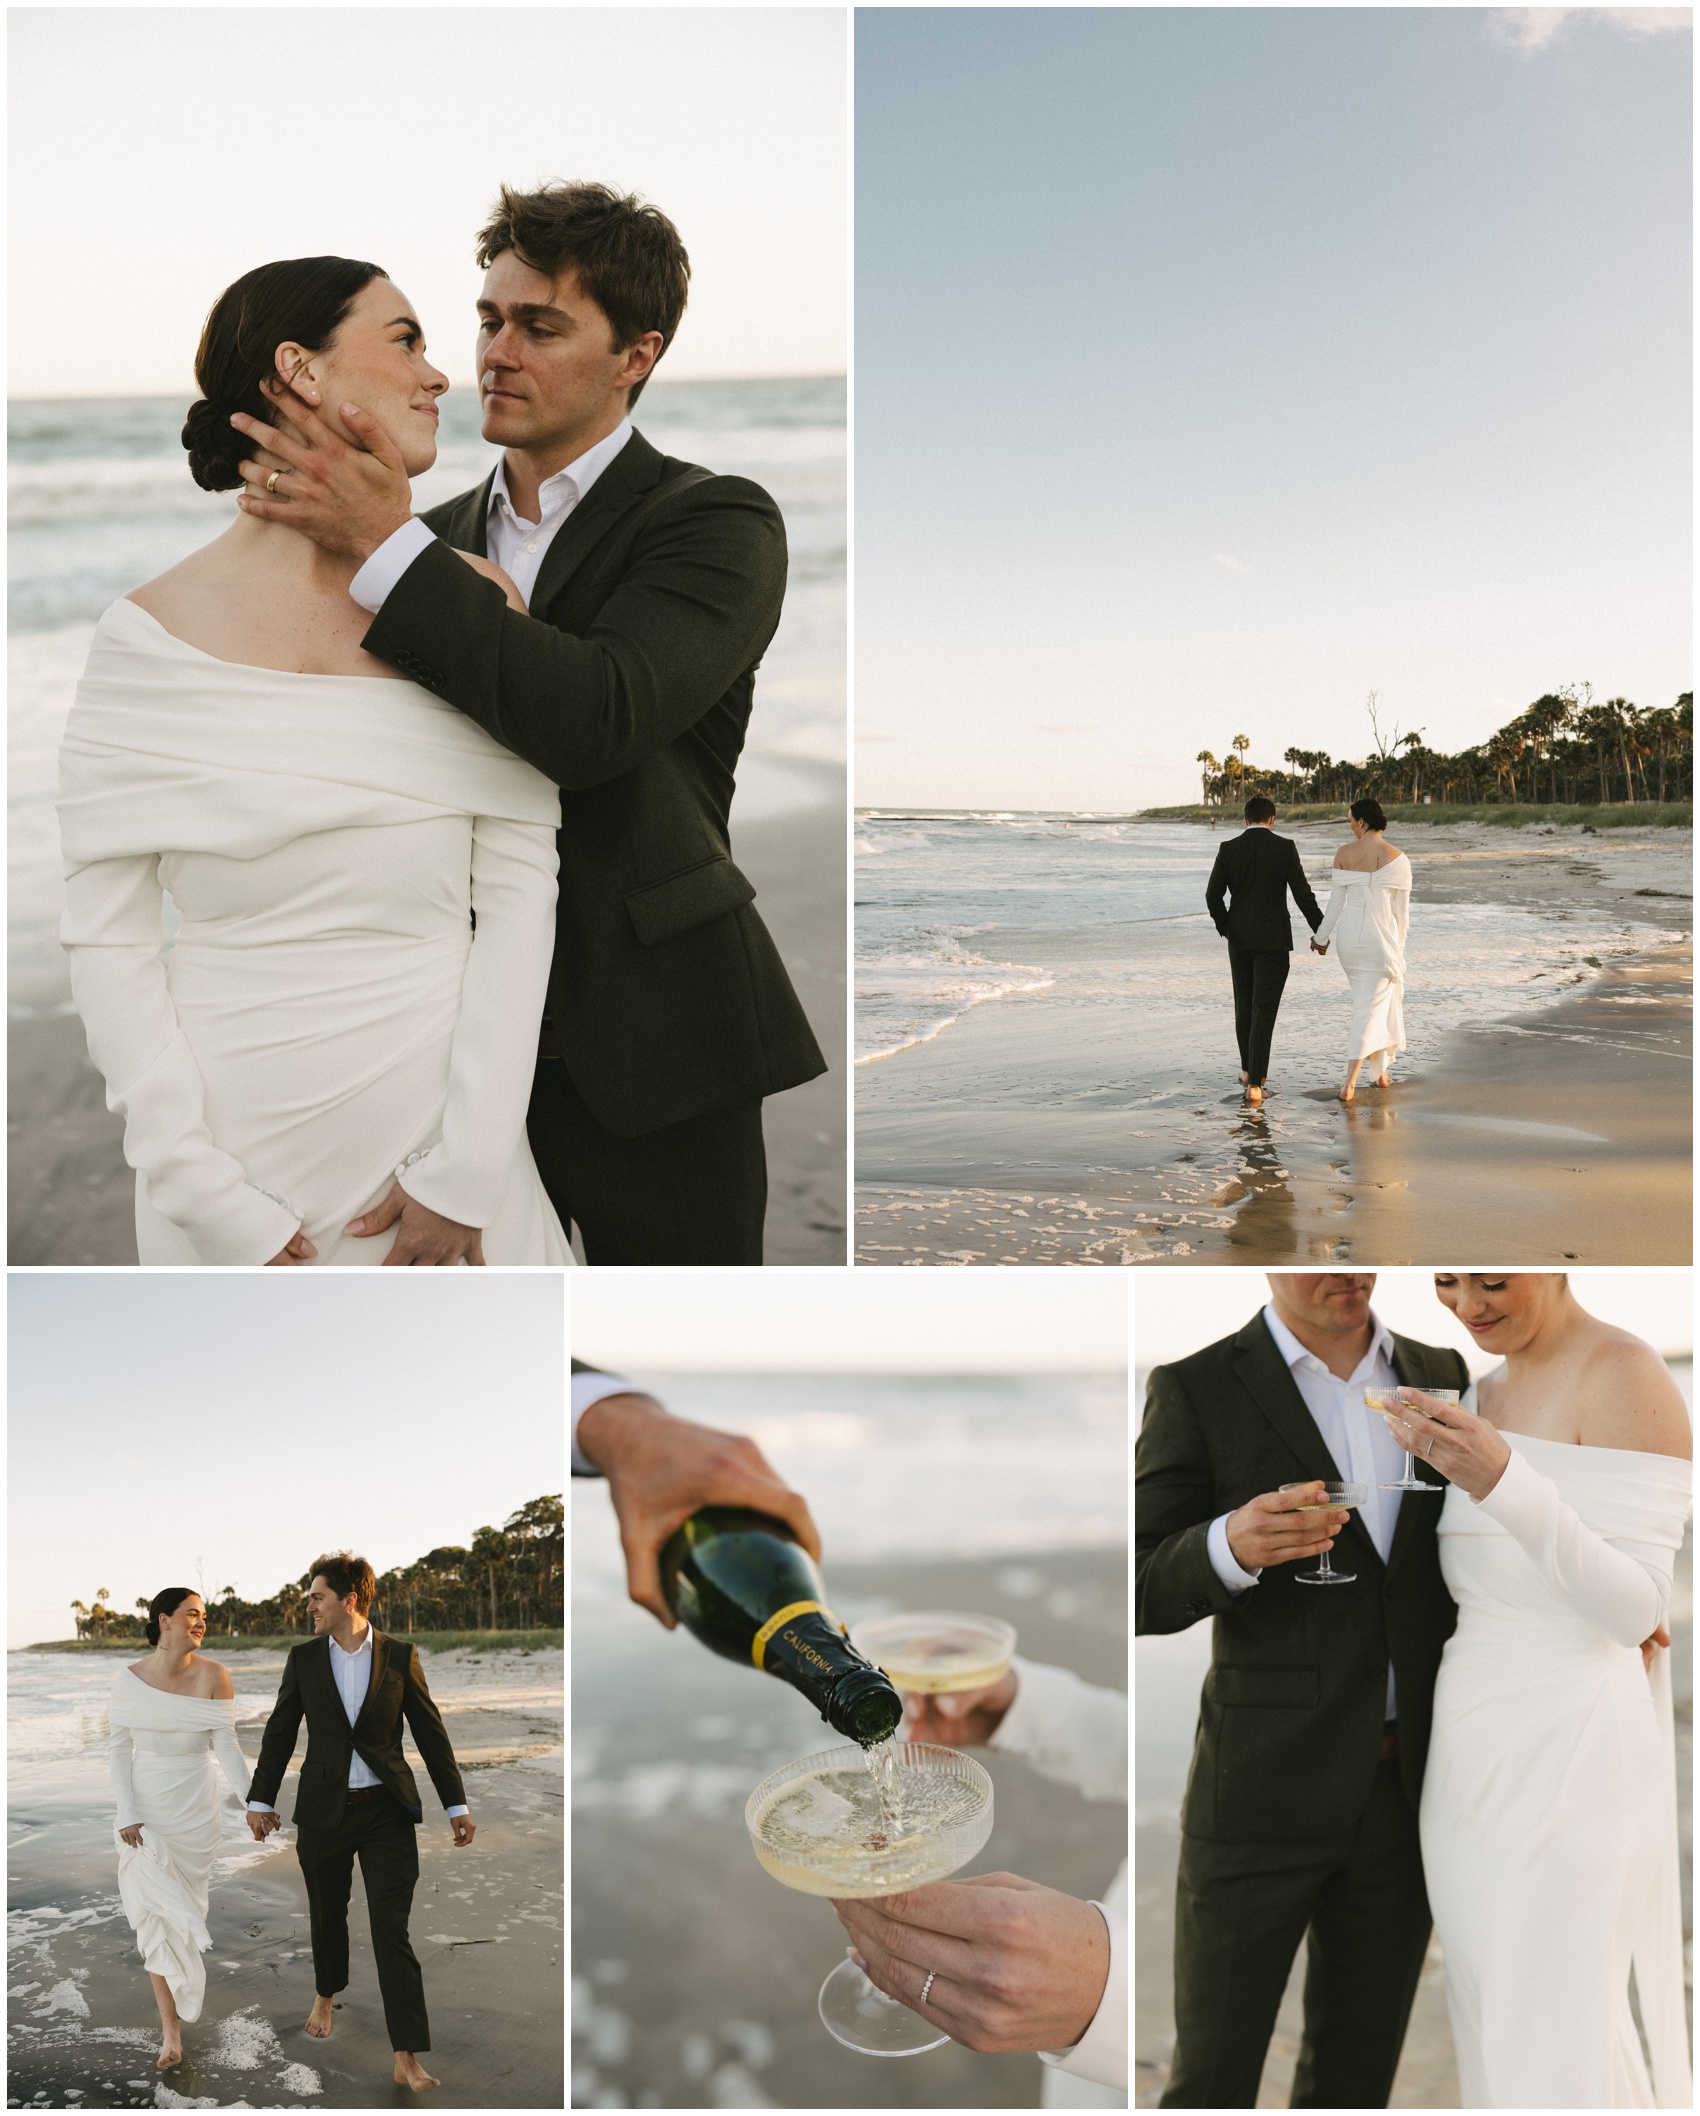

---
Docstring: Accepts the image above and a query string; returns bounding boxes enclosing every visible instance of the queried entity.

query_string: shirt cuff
[246,1800,278,1813]
[1037,1898,1126,2092]
[444,1804,469,1819]
[572,1370,650,1476]
[1207,1510,1262,1593]
[348,516,435,613]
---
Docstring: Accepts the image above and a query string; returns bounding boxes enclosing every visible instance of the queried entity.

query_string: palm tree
[1196,750,1220,805]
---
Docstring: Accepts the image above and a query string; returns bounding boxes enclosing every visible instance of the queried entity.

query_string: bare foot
[1338,1085,1355,1103]
[305,1994,335,2039]
[1372,1072,1391,1088]
[394,2052,441,2092]
[157,2027,183,2070]
[1245,1084,1263,1105]
[1238,1069,1249,1085]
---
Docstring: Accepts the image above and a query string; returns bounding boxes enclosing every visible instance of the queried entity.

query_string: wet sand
[7,1647,562,2110]
[573,1547,1127,2110]
[1134,1529,1692,2107]
[7,759,846,1269]
[856,822,1690,1266]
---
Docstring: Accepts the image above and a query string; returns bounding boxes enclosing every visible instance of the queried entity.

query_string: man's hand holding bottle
[576,1394,822,1627]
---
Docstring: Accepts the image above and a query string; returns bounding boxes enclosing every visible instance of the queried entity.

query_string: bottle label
[750,1599,842,1671]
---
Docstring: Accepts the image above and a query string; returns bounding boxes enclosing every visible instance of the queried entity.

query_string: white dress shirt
[249,1624,468,1816]
[348,419,633,615]
[572,1368,659,1476]
[1206,1303,1406,1718]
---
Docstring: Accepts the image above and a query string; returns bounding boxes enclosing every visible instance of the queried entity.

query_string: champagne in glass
[849,1612,1017,1694]
[747,1740,994,2056]
[1366,1387,1460,1490]
[1278,1480,1367,1585]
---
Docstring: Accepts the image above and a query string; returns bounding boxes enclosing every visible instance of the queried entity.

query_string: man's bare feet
[1238,1069,1249,1085]
[1245,1084,1263,1105]
[305,1994,335,2039]
[157,2027,183,2070]
[394,2052,441,2091]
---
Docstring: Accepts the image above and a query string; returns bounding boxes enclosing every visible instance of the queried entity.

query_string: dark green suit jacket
[245,1631,466,1830]
[361,428,828,1138]
[1136,1313,1467,1843]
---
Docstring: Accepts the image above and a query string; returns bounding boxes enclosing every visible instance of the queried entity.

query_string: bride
[57,256,569,1264]
[110,1590,253,2067]
[1384,1274,1692,2109]
[1309,798,1411,1102]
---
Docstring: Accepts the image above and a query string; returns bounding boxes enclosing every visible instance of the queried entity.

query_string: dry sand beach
[856,819,1691,1265]
[7,1643,562,2111]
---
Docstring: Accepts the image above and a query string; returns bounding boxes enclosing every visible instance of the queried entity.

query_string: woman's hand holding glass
[1381,1390,1511,1499]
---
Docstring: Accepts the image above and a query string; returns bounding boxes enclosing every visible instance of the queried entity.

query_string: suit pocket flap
[1209,1665,1319,1708]
[624,855,756,946]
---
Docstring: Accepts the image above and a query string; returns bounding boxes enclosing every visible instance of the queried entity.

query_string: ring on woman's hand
[265,469,283,494]
[920,1970,936,2003]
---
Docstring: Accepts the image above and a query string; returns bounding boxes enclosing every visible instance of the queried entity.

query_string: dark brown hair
[1244,795,1276,823]
[182,257,388,493]
[474,182,689,407]
[1351,797,1388,832]
[146,1587,198,1647]
[309,1552,376,1617]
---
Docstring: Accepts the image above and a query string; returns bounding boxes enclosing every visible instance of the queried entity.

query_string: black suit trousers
[528,1038,766,1264]
[296,1797,428,2053]
[1162,1756,1431,2109]
[1227,941,1290,1085]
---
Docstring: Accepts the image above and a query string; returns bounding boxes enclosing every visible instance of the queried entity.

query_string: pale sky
[7,7,846,397]
[855,7,1692,810]
[571,1269,1129,1372]
[1132,1266,1695,1373]
[8,1274,564,1649]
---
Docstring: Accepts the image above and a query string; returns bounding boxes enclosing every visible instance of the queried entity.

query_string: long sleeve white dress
[1313,852,1411,1075]
[58,599,570,1263]
[108,1668,254,2022]
[990,1657,1128,2104]
[1419,1424,1692,2108]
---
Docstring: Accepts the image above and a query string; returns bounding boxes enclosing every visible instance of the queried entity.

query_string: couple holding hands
[1138,1270,1691,2109]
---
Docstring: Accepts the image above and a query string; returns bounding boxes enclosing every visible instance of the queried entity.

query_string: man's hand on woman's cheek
[830,1872,1110,2056]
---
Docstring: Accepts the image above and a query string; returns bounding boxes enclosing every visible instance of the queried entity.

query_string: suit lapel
[353,1628,386,1735]
[527,427,664,614]
[1231,1314,1383,1574]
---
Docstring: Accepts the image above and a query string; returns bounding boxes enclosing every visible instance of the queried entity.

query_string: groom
[1204,797,1323,1102]
[246,1554,473,2094]
[231,181,827,1264]
[1136,1273,1466,2108]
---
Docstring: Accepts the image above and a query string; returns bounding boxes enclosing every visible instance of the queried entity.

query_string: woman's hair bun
[182,255,387,496]
[146,1586,197,1647]
[1351,797,1389,833]
[182,398,246,494]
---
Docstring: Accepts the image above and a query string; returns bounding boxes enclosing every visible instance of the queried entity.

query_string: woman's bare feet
[394,2052,441,2092]
[149,1973,182,2068]
[305,1994,335,2039]
[1338,1084,1355,1102]
[1372,1071,1391,1088]
[157,2026,183,2070]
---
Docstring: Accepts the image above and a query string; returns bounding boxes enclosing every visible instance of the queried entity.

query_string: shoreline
[7,1647,562,2111]
[856,822,1691,1265]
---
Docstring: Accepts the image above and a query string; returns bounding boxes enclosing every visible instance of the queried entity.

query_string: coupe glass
[1367,1387,1459,1489]
[849,1612,1017,1694]
[1279,1480,1367,1585]
[746,1740,993,2056]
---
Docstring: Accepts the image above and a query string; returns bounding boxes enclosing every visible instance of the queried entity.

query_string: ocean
[8,376,844,1007]
[855,810,1682,1070]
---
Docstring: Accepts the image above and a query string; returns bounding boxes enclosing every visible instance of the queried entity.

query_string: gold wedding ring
[265,469,283,494]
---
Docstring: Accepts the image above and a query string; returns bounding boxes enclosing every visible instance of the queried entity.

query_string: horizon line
[7,370,846,407]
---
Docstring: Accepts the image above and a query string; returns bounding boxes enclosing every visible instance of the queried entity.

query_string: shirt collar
[1263,1301,1395,1381]
[328,1627,373,1660]
[489,418,633,521]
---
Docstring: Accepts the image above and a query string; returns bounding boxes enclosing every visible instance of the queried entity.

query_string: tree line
[70,1494,563,1641]
[1195,687,1692,810]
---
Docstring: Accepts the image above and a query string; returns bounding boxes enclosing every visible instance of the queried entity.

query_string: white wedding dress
[1313,853,1411,1074]
[1420,1422,1692,2109]
[108,1668,253,2023]
[58,599,570,1263]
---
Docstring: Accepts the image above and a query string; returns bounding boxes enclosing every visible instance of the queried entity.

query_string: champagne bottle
[660,1507,902,1746]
